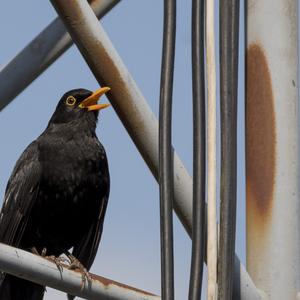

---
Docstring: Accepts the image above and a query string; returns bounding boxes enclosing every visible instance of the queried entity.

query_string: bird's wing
[67,194,109,300]
[0,141,41,247]
[72,193,109,272]
[72,152,110,272]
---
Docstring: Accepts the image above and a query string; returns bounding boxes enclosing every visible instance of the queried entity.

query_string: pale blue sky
[0,1,247,299]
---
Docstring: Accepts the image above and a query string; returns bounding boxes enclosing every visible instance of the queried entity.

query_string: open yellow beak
[79,87,111,111]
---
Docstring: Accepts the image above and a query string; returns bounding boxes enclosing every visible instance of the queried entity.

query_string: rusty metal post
[246,0,299,298]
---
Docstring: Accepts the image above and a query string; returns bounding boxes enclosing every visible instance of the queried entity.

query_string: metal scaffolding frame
[0,0,120,111]
[0,0,298,299]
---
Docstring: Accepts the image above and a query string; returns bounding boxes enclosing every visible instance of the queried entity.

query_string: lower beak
[79,87,111,111]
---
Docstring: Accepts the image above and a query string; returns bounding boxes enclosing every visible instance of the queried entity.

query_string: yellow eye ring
[66,96,76,106]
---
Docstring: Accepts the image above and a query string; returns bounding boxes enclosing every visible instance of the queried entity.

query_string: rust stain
[90,273,157,296]
[44,258,157,297]
[246,43,276,218]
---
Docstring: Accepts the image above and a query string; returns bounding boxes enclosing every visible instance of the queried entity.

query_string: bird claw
[30,247,67,273]
[67,255,91,290]
[46,255,69,273]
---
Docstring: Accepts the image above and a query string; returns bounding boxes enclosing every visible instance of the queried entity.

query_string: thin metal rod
[218,1,239,299]
[206,0,218,298]
[159,1,176,299]
[49,1,260,298]
[188,0,206,299]
[0,0,120,111]
[0,243,159,300]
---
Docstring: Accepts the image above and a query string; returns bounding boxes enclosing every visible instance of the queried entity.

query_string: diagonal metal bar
[0,0,120,111]
[159,0,176,299]
[0,243,159,300]
[218,0,240,299]
[49,1,261,298]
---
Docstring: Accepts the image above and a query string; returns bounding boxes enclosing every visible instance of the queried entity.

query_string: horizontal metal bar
[0,0,120,111]
[0,243,159,300]
[49,1,261,299]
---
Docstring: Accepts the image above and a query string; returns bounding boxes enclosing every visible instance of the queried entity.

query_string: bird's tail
[0,274,45,300]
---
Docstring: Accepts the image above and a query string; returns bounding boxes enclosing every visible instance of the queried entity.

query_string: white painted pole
[246,0,299,298]
[206,0,218,299]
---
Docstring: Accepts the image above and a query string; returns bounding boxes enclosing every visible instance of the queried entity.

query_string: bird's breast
[28,134,109,251]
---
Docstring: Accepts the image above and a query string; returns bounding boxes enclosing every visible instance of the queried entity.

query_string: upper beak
[79,87,111,111]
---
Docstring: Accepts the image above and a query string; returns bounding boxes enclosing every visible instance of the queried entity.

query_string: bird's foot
[67,254,91,290]
[46,255,69,273]
[31,247,67,273]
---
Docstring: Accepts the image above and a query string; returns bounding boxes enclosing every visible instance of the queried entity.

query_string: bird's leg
[30,246,48,257]
[30,247,41,256]
[65,252,92,290]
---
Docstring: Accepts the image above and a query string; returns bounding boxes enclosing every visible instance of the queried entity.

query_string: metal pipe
[0,243,159,300]
[188,0,206,299]
[49,1,261,298]
[206,0,218,298]
[246,0,299,298]
[0,0,120,111]
[159,0,176,299]
[218,1,239,299]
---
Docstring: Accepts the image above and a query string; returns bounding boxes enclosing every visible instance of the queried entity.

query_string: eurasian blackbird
[0,87,111,300]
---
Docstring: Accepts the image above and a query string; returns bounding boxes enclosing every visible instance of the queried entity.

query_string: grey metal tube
[218,0,239,299]
[0,243,159,300]
[188,0,206,299]
[159,0,176,299]
[49,1,261,298]
[0,0,120,111]
[50,0,193,236]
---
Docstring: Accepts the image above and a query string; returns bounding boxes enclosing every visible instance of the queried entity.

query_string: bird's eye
[66,96,76,106]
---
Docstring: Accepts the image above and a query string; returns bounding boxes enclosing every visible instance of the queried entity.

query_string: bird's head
[49,87,110,125]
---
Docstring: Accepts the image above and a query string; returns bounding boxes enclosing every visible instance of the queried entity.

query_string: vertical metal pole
[206,0,218,298]
[159,1,176,299]
[218,1,239,299]
[246,0,299,298]
[188,0,206,299]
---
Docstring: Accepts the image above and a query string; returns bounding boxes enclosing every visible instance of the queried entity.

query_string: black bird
[0,87,111,300]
